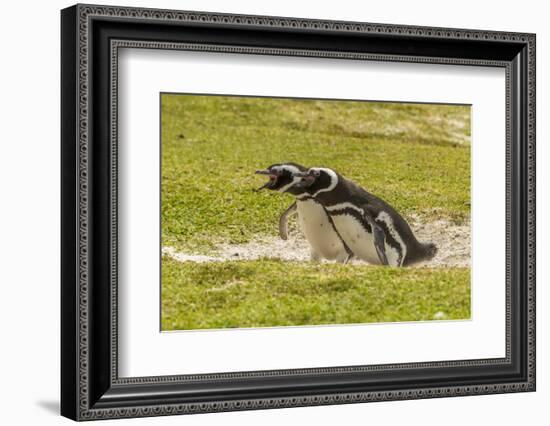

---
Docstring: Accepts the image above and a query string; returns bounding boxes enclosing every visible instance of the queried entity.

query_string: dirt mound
[163,217,470,268]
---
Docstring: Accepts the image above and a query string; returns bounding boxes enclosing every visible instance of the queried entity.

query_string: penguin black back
[297,167,437,266]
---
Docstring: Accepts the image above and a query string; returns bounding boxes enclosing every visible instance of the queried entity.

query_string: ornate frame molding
[61,4,535,421]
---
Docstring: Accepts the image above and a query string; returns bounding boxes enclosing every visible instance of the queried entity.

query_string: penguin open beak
[255,169,278,191]
[255,170,272,176]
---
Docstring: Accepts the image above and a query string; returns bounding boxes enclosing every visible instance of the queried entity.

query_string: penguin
[255,163,353,263]
[293,167,437,267]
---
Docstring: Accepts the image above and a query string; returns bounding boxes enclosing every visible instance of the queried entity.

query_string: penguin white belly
[296,200,347,260]
[332,215,402,266]
[331,214,381,264]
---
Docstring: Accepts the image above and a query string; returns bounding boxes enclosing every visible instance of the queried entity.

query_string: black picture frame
[61,3,536,421]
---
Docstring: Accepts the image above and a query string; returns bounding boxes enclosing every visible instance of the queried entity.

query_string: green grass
[161,94,470,251]
[161,258,471,330]
[160,94,471,330]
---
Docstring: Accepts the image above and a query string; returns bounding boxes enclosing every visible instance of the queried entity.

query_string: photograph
[160,93,472,331]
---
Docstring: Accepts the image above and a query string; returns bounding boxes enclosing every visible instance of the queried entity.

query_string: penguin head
[294,167,339,195]
[255,163,308,195]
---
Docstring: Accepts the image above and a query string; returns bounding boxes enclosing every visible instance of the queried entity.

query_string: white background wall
[0,0,546,424]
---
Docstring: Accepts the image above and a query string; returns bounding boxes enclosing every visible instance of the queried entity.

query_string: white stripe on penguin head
[273,164,302,193]
[309,168,338,198]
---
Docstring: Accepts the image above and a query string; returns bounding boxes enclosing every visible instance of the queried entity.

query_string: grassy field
[162,258,470,330]
[162,94,470,251]
[161,94,471,330]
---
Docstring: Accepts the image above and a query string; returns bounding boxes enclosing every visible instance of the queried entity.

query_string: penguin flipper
[362,205,389,266]
[278,202,298,240]
[372,224,389,266]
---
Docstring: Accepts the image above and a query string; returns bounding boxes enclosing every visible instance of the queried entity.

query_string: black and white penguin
[293,167,437,267]
[255,163,353,263]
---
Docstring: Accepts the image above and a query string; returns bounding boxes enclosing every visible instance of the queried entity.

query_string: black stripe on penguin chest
[329,208,402,253]
[331,208,373,233]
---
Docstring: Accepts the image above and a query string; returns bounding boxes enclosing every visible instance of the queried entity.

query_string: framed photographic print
[61,4,536,421]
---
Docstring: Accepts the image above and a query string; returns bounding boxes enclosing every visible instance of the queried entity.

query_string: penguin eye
[312,170,321,177]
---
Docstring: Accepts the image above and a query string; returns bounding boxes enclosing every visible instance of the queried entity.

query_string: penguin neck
[310,178,350,204]
[295,192,314,201]
[312,189,336,204]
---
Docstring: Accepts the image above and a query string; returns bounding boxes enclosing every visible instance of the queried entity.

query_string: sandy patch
[408,215,470,268]
[162,247,222,263]
[163,216,470,268]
